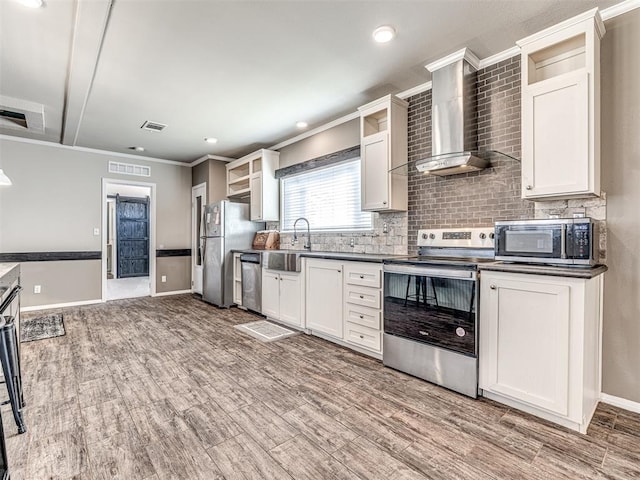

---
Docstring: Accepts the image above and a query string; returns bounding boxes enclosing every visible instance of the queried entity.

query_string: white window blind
[281,159,372,232]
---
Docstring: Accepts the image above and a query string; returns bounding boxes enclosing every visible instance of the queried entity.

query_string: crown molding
[397,81,432,99]
[268,111,360,151]
[0,134,190,167]
[516,8,605,47]
[189,153,235,167]
[478,46,521,69]
[426,47,481,72]
[601,0,640,20]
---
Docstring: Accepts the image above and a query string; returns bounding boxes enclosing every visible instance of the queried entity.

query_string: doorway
[102,179,156,301]
[192,183,206,295]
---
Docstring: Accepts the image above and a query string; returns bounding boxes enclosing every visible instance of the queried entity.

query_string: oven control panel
[417,227,495,248]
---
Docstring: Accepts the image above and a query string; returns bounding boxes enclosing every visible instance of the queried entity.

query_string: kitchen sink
[261,250,304,272]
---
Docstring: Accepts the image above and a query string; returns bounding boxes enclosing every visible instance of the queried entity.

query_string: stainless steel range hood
[392,48,516,177]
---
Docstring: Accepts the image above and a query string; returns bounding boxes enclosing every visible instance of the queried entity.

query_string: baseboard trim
[153,290,192,297]
[600,393,640,414]
[21,299,103,312]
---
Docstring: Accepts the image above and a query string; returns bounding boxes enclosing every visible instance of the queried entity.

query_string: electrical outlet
[93,228,100,236]
[383,223,389,233]
[161,275,167,283]
[349,238,355,247]
[34,285,41,294]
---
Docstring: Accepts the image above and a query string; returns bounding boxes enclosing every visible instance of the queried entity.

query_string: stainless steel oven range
[382,228,495,398]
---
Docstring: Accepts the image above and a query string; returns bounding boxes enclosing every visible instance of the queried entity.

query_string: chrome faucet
[293,217,311,250]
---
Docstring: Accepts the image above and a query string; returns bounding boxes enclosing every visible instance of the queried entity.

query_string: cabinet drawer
[344,322,381,352]
[345,285,380,309]
[344,263,381,288]
[345,304,380,330]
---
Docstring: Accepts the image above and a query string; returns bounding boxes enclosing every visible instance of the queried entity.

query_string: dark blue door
[116,195,149,278]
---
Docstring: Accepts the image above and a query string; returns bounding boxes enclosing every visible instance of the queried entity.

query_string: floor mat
[20,313,66,342]
[234,320,298,342]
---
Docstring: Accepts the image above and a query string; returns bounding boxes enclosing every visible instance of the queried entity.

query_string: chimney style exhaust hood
[391,48,516,177]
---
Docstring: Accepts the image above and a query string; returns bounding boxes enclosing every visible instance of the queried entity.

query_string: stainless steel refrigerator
[201,200,263,307]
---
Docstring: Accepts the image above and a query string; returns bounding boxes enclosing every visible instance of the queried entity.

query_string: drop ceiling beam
[61,0,113,146]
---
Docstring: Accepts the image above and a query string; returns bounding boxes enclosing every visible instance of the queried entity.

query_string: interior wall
[191,159,228,205]
[156,256,190,293]
[20,260,101,308]
[0,138,192,306]
[277,119,359,168]
[600,9,640,404]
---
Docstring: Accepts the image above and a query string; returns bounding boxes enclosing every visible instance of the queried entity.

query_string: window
[281,159,372,232]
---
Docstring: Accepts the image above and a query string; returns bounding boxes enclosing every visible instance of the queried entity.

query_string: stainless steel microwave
[495,218,599,266]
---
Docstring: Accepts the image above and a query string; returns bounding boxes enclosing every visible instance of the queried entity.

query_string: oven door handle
[0,285,22,315]
[383,265,475,280]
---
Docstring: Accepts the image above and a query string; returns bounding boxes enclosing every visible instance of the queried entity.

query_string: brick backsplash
[407,55,534,253]
[268,212,408,255]
[534,194,607,263]
[269,55,606,260]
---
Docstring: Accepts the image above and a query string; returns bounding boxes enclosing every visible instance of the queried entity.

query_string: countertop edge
[231,249,403,264]
[478,262,608,279]
[0,263,20,282]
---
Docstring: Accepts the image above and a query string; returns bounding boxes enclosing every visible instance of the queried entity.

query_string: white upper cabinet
[517,9,604,200]
[226,149,280,222]
[358,95,408,212]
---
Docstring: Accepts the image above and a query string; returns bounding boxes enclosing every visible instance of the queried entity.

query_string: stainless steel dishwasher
[240,253,262,313]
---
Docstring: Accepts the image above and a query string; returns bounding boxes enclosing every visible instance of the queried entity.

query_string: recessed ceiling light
[20,0,43,8]
[204,137,218,144]
[296,121,308,129]
[372,25,396,43]
[128,146,145,152]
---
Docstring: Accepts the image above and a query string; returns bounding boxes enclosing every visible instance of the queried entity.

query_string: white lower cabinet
[305,259,343,338]
[261,269,302,328]
[479,270,603,433]
[304,259,383,356]
[343,262,383,354]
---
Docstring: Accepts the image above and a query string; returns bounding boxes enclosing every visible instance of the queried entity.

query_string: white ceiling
[0,0,620,163]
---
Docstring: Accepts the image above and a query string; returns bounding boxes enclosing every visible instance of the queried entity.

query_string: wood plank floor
[6,294,640,479]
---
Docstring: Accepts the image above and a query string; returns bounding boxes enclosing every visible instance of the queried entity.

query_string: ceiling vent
[0,96,45,133]
[141,120,167,132]
[108,161,151,177]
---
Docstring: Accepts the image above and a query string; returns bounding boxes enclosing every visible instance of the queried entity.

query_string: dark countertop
[0,263,19,280]
[478,262,608,279]
[232,249,403,264]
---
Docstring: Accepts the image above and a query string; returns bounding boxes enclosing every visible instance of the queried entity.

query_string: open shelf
[362,108,388,137]
[227,177,251,197]
[227,162,250,183]
[527,34,586,85]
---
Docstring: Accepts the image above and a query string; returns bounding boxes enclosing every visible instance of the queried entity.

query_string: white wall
[600,8,640,404]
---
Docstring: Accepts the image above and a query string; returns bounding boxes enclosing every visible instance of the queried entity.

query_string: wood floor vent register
[234,320,298,342]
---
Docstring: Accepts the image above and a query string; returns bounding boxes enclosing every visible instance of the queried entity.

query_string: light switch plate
[93,228,100,236]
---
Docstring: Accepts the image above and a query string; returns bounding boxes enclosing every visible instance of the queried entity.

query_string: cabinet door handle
[359,275,364,279]
[490,284,496,290]
[525,185,533,190]
[359,315,364,319]
[337,270,341,273]
[359,295,364,299]
[382,201,387,205]
[359,335,364,339]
